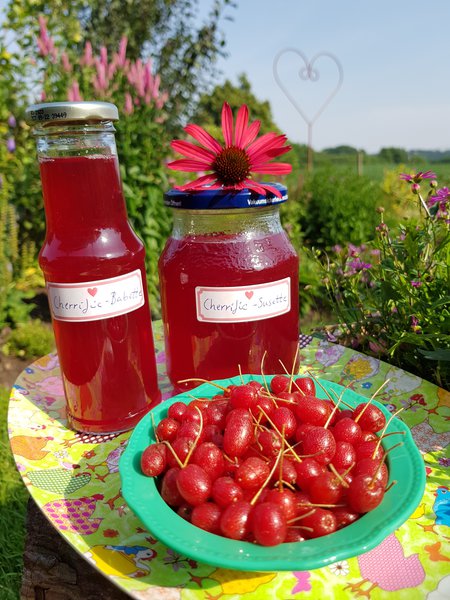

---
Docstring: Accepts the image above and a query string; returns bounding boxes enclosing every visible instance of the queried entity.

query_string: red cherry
[294,376,316,396]
[251,502,287,546]
[191,502,222,533]
[332,441,357,470]
[264,488,297,520]
[220,501,252,540]
[211,476,244,507]
[294,458,326,491]
[235,457,270,490]
[302,508,337,538]
[353,403,386,433]
[156,417,180,442]
[302,427,336,465]
[176,464,212,506]
[296,398,332,427]
[167,401,187,421]
[160,467,183,507]
[223,409,253,457]
[271,407,297,439]
[229,384,257,410]
[332,417,362,445]
[270,375,290,394]
[141,443,167,477]
[191,442,225,480]
[347,474,385,513]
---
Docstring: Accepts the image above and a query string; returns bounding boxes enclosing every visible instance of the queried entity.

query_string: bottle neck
[170,206,283,239]
[34,122,128,233]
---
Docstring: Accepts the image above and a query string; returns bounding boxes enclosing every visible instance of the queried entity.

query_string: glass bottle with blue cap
[159,184,299,389]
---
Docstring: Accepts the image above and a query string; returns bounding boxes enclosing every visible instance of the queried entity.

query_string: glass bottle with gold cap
[25,101,161,433]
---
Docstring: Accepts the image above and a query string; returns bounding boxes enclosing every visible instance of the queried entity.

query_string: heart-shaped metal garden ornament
[273,49,344,126]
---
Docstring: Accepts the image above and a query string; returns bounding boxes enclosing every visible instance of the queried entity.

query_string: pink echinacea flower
[399,170,436,183]
[168,102,292,197]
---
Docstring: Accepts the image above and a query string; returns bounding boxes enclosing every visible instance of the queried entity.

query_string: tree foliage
[193,73,279,132]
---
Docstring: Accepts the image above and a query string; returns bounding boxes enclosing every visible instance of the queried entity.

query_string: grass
[0,385,27,600]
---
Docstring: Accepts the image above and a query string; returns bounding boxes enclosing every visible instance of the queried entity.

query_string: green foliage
[0,177,37,328]
[378,147,409,164]
[318,177,450,389]
[1,0,234,314]
[2,320,55,359]
[193,73,279,132]
[0,386,27,600]
[298,168,383,249]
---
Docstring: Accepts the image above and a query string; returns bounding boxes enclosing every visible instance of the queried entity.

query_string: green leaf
[418,348,450,361]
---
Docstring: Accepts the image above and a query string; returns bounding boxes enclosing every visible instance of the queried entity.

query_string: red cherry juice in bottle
[27,102,161,433]
[159,186,299,389]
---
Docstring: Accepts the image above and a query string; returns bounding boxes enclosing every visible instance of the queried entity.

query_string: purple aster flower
[347,258,372,272]
[332,244,342,253]
[6,137,15,153]
[347,243,360,257]
[428,187,450,207]
[411,280,422,288]
[400,170,436,183]
[8,114,16,128]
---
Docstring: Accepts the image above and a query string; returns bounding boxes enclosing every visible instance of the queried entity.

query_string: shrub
[2,320,55,359]
[299,168,384,249]
[318,171,450,390]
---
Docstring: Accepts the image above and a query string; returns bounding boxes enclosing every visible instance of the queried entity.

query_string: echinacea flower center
[212,146,251,186]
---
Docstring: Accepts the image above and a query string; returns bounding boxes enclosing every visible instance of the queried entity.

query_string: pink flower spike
[67,81,82,102]
[100,46,108,67]
[124,92,133,115]
[82,41,93,67]
[61,52,72,73]
[221,102,233,147]
[118,36,128,67]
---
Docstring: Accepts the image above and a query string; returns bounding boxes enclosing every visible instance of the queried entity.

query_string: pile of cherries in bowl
[140,375,399,547]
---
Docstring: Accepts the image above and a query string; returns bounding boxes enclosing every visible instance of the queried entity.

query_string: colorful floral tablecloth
[8,323,450,599]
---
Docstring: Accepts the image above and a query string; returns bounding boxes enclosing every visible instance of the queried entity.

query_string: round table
[8,322,450,599]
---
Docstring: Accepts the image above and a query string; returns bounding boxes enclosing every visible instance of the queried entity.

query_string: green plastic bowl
[119,375,425,571]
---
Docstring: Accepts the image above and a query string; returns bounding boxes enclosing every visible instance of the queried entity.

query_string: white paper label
[196,277,291,323]
[47,269,145,322]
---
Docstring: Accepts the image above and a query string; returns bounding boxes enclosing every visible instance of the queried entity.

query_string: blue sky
[198,0,450,153]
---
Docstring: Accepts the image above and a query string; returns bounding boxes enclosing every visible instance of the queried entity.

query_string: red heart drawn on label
[245,291,254,300]
[87,288,98,297]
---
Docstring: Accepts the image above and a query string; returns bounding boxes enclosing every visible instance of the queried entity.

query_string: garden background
[1,1,449,598]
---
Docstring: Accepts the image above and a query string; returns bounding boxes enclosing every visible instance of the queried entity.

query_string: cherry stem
[306,370,353,409]
[177,378,228,392]
[287,509,317,523]
[288,344,300,392]
[278,360,306,396]
[369,442,403,486]
[385,480,398,493]
[150,412,160,443]
[260,350,273,398]
[329,462,350,487]
[288,525,314,533]
[372,407,404,459]
[258,407,302,463]
[324,385,349,428]
[250,446,282,506]
[182,406,204,467]
[162,440,184,469]
[278,425,286,491]
[370,377,392,401]
[237,364,244,384]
